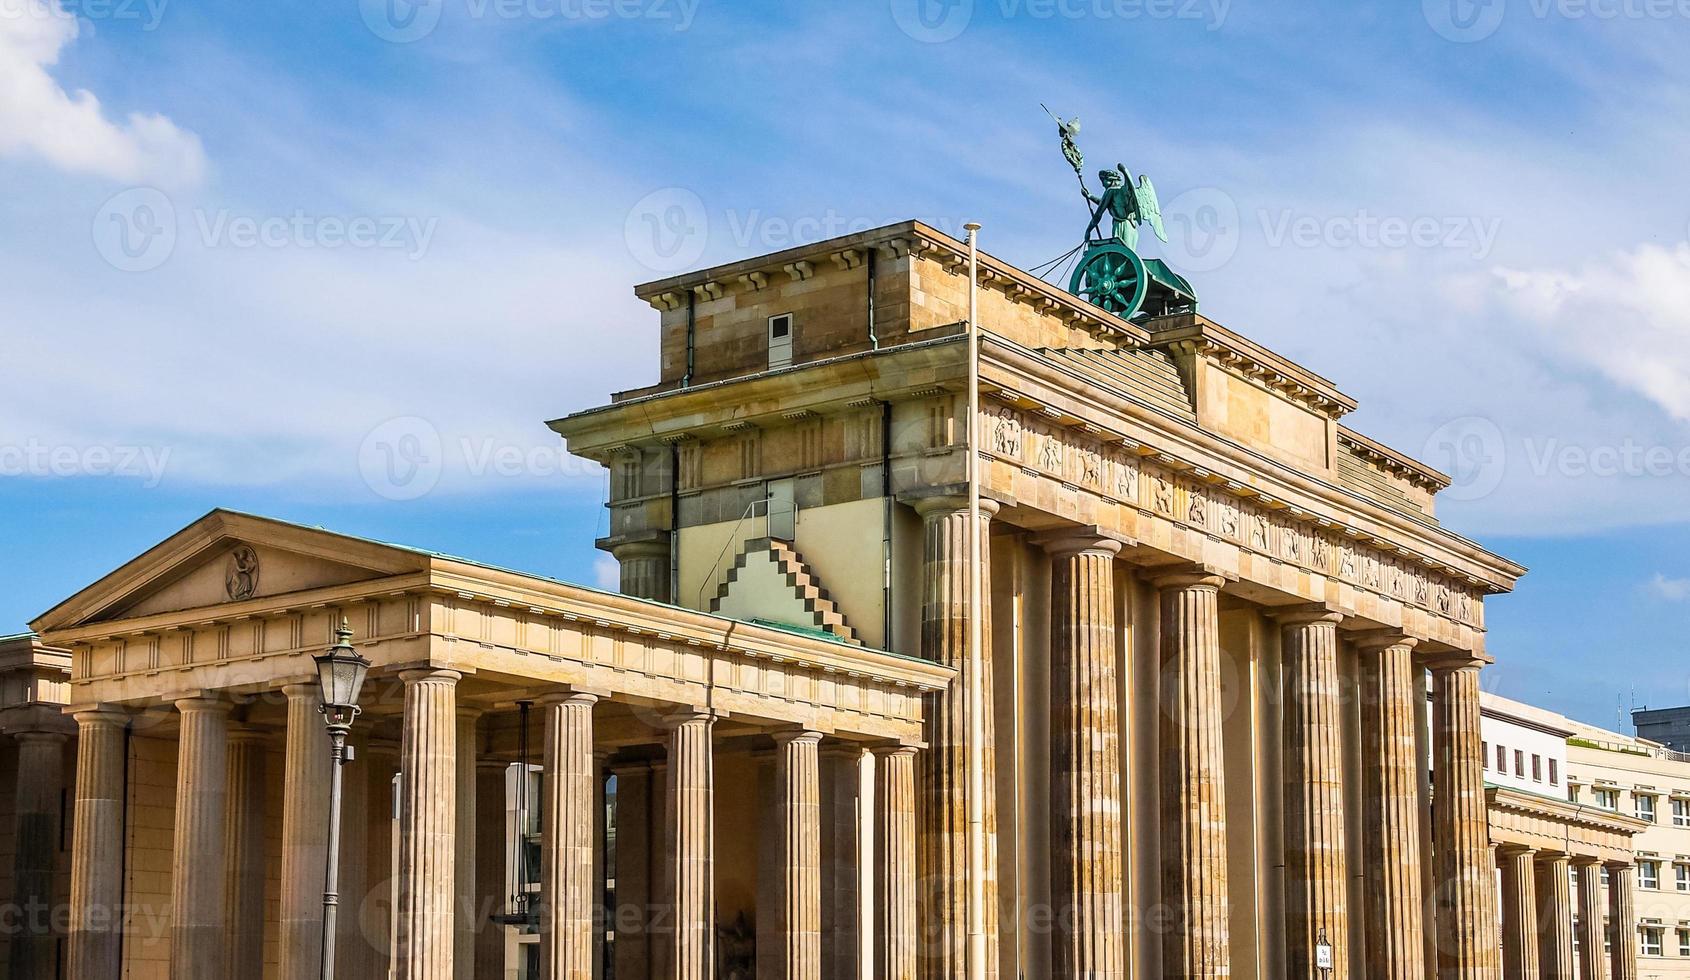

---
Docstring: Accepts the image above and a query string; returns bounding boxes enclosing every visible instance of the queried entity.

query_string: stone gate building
[6,219,1615,979]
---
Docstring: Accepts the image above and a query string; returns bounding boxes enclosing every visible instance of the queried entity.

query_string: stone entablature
[33,511,951,743]
[1488,785,1648,865]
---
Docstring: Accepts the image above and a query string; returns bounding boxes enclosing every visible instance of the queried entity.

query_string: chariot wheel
[1069,243,1148,320]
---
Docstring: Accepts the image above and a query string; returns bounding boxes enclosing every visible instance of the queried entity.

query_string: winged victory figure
[1083,163,1167,251]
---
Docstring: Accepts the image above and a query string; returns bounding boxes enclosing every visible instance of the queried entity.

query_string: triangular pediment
[32,510,431,633]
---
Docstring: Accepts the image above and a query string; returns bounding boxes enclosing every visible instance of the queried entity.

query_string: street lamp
[314,617,370,980]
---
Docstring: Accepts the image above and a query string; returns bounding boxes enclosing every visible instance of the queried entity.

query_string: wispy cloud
[1649,573,1690,602]
[0,0,203,185]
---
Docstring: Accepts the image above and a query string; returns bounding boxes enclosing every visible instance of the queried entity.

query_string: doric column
[1041,530,1125,980]
[539,692,599,980]
[396,668,461,980]
[875,745,919,980]
[1429,655,1500,980]
[8,730,66,979]
[456,707,482,980]
[475,759,509,978]
[612,538,672,603]
[1607,863,1637,980]
[170,696,232,979]
[775,731,824,980]
[912,494,999,980]
[1276,606,1349,980]
[280,682,332,980]
[68,708,128,980]
[339,732,377,975]
[1355,632,1427,980]
[1538,853,1575,980]
[611,760,654,980]
[1151,569,1232,978]
[225,727,269,978]
[1499,847,1540,979]
[821,744,863,980]
[1573,859,1606,980]
[665,711,716,980]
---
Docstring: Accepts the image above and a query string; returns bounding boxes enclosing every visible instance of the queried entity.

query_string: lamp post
[313,618,371,980]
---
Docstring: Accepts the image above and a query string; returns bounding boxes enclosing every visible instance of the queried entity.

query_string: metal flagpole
[964,221,987,980]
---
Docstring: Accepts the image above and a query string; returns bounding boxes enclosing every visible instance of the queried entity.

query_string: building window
[1595,787,1620,810]
[1532,755,1543,782]
[1679,928,1689,956]
[1642,926,1664,957]
[768,313,794,369]
[1638,794,1657,824]
[1675,798,1690,827]
[1549,759,1559,785]
[1497,744,1507,771]
[1640,860,1660,890]
[1678,863,1690,892]
[1482,741,1489,769]
[1515,750,1525,778]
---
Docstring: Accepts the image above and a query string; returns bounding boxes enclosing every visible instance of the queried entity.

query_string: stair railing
[696,496,773,611]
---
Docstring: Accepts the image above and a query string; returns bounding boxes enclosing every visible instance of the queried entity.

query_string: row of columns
[62,672,920,980]
[913,496,1503,980]
[1499,848,1637,980]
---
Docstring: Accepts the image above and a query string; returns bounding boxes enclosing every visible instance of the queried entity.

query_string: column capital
[1147,563,1230,591]
[819,740,865,761]
[657,707,717,729]
[1571,855,1604,868]
[1498,843,1536,858]
[1032,525,1128,558]
[280,681,320,700]
[609,537,671,563]
[398,666,463,685]
[1350,629,1419,653]
[70,706,129,729]
[907,492,1000,520]
[536,686,607,707]
[1270,602,1345,628]
[12,729,68,746]
[174,695,234,715]
[1423,650,1493,672]
[770,728,824,748]
[870,742,920,760]
[227,725,270,746]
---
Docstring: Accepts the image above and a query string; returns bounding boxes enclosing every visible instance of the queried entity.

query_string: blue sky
[2,0,1688,729]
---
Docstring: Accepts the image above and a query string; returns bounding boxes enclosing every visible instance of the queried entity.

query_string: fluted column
[1430,655,1500,980]
[1538,853,1575,980]
[1041,530,1124,980]
[8,730,67,979]
[665,711,716,980]
[1152,569,1231,978]
[1500,847,1540,979]
[612,761,655,980]
[821,744,863,980]
[539,692,599,980]
[456,707,482,980]
[225,727,269,978]
[613,538,672,603]
[170,696,232,978]
[396,668,461,980]
[1354,632,1428,980]
[775,731,823,980]
[1573,859,1606,980]
[1607,863,1636,980]
[1277,606,1349,979]
[68,708,127,980]
[876,745,919,980]
[913,495,998,980]
[280,682,332,980]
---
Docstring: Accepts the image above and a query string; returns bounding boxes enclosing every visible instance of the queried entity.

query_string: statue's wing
[1138,175,1168,243]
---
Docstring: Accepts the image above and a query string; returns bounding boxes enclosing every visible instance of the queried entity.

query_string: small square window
[769,313,792,339]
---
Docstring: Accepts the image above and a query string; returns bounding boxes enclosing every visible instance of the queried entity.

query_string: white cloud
[0,0,204,185]
[1649,574,1690,602]
[593,555,620,592]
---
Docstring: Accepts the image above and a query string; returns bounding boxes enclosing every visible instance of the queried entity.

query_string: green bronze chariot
[1044,107,1199,322]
